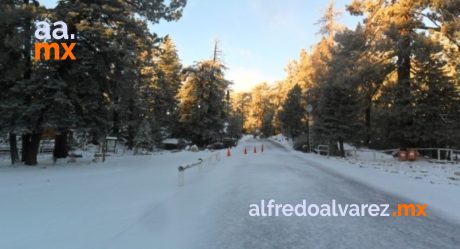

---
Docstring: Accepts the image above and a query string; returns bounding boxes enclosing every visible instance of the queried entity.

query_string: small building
[105,136,118,153]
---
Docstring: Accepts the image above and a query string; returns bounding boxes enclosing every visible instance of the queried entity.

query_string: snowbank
[272,140,460,223]
[269,134,293,148]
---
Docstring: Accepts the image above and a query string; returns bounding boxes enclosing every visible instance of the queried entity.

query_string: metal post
[306,104,313,153]
[308,118,311,153]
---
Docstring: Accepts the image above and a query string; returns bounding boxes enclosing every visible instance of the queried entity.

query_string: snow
[0,149,222,249]
[269,134,293,148]
[271,140,460,223]
[0,138,459,248]
[349,148,394,161]
[309,155,460,222]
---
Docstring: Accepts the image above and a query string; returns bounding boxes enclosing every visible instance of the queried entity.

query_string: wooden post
[178,166,185,187]
[102,139,106,163]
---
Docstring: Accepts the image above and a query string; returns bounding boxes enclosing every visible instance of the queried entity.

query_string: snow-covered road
[1,138,459,249]
[198,139,460,249]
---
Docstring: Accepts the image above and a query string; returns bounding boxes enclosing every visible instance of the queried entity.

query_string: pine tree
[258,109,272,138]
[227,114,244,139]
[0,0,31,164]
[312,27,367,156]
[316,0,343,43]
[151,36,182,131]
[334,25,390,146]
[411,36,460,147]
[232,92,251,133]
[177,60,230,145]
[52,0,186,152]
[0,0,187,165]
[310,0,342,85]
[347,0,459,147]
[314,83,363,157]
[0,0,44,165]
[245,83,271,133]
[279,84,305,138]
[133,119,155,154]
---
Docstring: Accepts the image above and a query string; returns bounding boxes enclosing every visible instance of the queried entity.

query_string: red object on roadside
[399,150,407,161]
[227,148,231,157]
[261,144,264,152]
[244,147,247,155]
[408,150,417,161]
[254,146,257,154]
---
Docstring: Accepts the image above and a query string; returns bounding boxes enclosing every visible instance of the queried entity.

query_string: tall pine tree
[177,60,230,145]
[279,84,305,138]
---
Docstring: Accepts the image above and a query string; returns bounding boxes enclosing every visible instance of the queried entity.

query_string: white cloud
[227,67,276,92]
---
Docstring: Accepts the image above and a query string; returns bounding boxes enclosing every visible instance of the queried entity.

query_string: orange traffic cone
[227,148,231,157]
[261,144,264,152]
[254,146,257,154]
[244,147,247,155]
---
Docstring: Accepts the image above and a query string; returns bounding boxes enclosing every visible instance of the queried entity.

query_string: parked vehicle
[161,138,192,150]
[223,137,238,147]
[206,142,225,150]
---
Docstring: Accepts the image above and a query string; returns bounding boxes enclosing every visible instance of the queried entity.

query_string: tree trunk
[53,130,69,159]
[338,137,345,158]
[396,34,412,148]
[24,132,40,166]
[21,134,30,162]
[364,105,371,146]
[127,126,135,150]
[112,110,119,136]
[127,100,135,150]
[9,133,20,165]
[21,0,33,164]
[91,130,99,145]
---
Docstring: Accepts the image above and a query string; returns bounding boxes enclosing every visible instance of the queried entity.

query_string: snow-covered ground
[340,153,460,186]
[269,135,460,187]
[270,133,294,148]
[0,149,222,249]
[269,135,460,222]
[1,138,459,248]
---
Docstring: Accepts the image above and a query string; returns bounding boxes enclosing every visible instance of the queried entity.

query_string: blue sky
[41,0,360,91]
